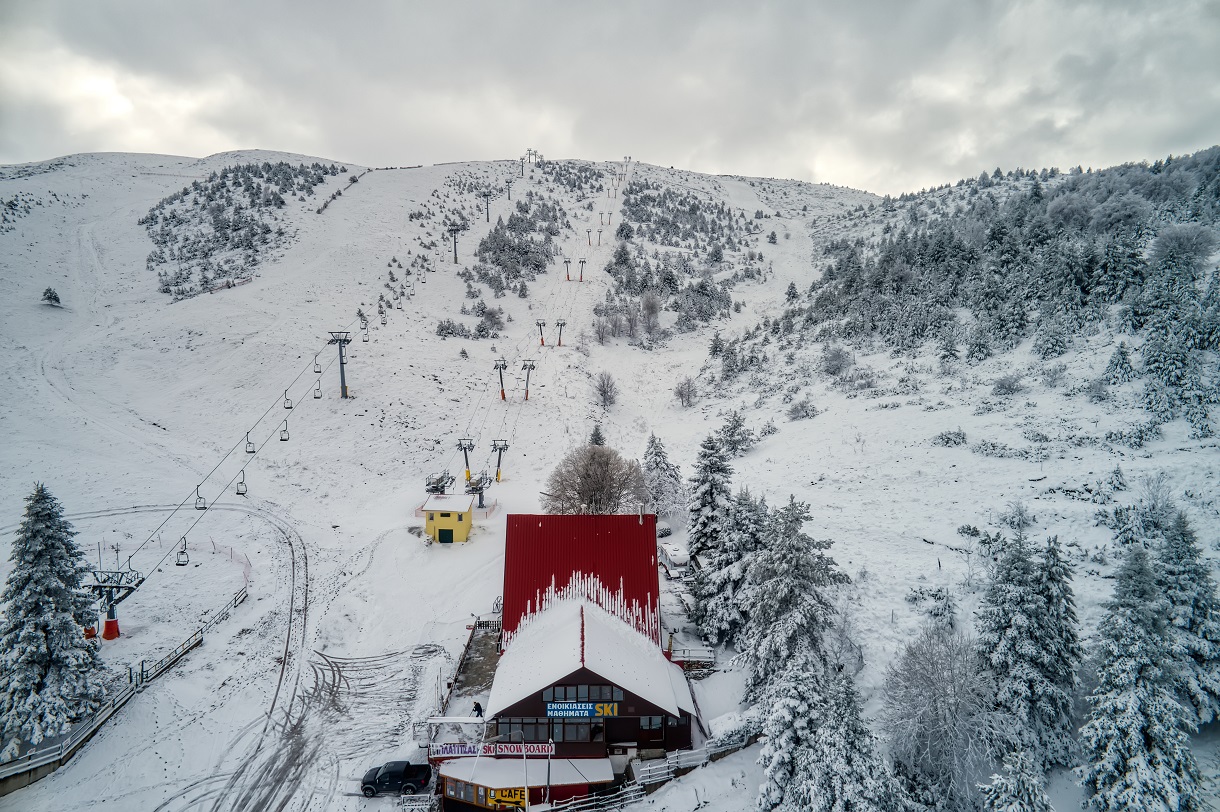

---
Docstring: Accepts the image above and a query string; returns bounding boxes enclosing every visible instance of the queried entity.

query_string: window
[546,684,621,703]
[641,716,663,730]
[551,718,596,742]
[499,717,548,742]
[428,513,434,520]
[457,514,463,521]
[667,715,681,727]
[440,512,451,518]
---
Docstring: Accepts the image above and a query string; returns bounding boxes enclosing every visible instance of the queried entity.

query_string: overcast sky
[1,0,1217,195]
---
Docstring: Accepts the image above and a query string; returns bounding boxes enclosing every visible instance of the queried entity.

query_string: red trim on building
[502,514,660,644]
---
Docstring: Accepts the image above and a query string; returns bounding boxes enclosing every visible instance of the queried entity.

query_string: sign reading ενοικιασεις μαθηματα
[545,701,618,717]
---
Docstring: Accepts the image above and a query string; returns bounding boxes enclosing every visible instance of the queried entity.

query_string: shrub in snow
[436,319,472,338]
[0,484,105,759]
[1079,545,1201,812]
[594,372,618,409]
[992,373,1024,396]
[1085,378,1110,402]
[41,287,60,305]
[1103,420,1162,449]
[787,398,819,421]
[820,343,854,376]
[673,376,697,407]
[932,428,967,447]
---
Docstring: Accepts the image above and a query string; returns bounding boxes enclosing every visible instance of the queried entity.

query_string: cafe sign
[545,701,619,718]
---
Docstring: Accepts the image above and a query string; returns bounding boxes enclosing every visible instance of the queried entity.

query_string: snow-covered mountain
[1,147,1218,811]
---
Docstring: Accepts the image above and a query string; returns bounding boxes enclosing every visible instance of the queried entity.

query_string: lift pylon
[465,471,494,509]
[564,258,571,281]
[578,258,586,282]
[457,438,475,482]
[536,320,547,346]
[494,358,508,400]
[555,319,566,347]
[522,360,536,401]
[491,440,509,482]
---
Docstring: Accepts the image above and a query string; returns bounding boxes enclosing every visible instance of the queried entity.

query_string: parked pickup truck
[360,761,433,797]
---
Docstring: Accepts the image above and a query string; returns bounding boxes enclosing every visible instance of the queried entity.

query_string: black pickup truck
[360,761,433,797]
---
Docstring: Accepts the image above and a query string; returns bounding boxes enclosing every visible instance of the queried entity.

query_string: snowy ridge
[505,570,661,648]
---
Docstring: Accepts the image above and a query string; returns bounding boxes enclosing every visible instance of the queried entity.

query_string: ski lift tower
[86,569,144,640]
[465,471,494,509]
[457,438,476,482]
[328,331,352,398]
[425,471,456,494]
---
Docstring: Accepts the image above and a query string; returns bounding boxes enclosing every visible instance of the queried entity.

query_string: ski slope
[1,150,1218,810]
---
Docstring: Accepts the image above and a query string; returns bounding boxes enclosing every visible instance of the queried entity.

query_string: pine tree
[937,330,959,362]
[756,658,820,812]
[642,434,684,519]
[1155,511,1220,724]
[739,497,845,698]
[686,434,732,561]
[1103,342,1136,384]
[1033,314,1068,359]
[709,330,725,356]
[802,670,900,812]
[41,287,60,305]
[695,489,767,646]
[1034,536,1083,765]
[1079,545,1200,812]
[589,423,605,446]
[786,281,799,302]
[977,534,1076,764]
[0,484,104,759]
[966,321,992,362]
[718,410,755,457]
[978,751,1055,812]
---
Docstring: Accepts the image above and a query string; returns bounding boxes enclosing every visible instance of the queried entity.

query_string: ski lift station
[424,513,707,810]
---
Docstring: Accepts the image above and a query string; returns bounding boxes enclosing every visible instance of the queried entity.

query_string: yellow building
[418,493,475,543]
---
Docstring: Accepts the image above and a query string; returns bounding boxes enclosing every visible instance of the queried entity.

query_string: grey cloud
[1,0,1216,194]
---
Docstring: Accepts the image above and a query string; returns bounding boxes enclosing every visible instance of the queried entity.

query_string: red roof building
[502,514,660,645]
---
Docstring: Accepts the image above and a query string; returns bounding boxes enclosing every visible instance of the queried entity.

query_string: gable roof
[486,600,695,718]
[502,513,660,644]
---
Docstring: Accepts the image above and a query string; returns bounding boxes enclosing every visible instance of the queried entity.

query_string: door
[439,528,454,544]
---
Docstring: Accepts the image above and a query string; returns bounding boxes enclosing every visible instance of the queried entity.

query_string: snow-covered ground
[1,150,1217,810]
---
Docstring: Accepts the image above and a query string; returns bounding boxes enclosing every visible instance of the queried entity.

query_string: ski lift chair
[397,300,403,309]
[362,330,369,343]
[314,380,322,399]
[236,470,247,496]
[195,487,207,510]
[280,420,290,441]
[283,390,293,410]
[380,314,387,325]
[245,432,256,454]
[176,538,189,566]
[314,354,321,374]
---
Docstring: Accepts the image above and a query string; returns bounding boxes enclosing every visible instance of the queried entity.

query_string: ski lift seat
[236,480,247,496]
[280,428,289,441]
[176,549,189,566]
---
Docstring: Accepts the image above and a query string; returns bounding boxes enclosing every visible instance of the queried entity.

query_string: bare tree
[609,313,624,338]
[594,371,618,409]
[881,625,1000,810]
[593,318,610,345]
[541,445,645,514]
[641,292,661,334]
[624,304,641,337]
[674,376,696,407]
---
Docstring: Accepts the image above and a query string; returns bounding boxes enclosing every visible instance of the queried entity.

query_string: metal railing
[549,782,645,811]
[398,795,440,811]
[631,733,749,786]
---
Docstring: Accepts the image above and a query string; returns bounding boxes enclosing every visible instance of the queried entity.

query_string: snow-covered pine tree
[739,496,845,699]
[1079,544,1201,812]
[978,751,1055,812]
[977,533,1075,765]
[0,484,104,760]
[756,657,821,812]
[966,322,992,362]
[1155,511,1220,725]
[937,329,960,363]
[641,434,683,518]
[801,669,901,812]
[718,410,756,457]
[1034,535,1082,766]
[686,434,732,561]
[589,423,606,446]
[1033,313,1068,360]
[694,488,767,647]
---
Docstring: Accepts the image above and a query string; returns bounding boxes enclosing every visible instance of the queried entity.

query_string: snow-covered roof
[438,756,614,788]
[486,600,695,718]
